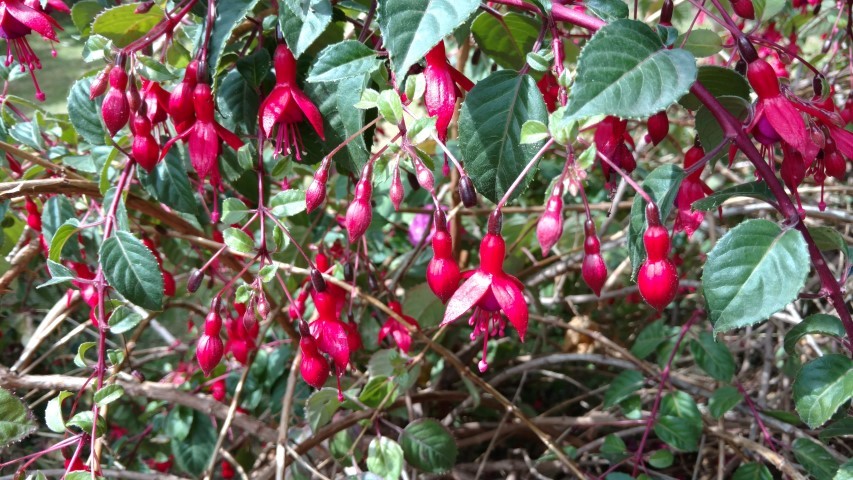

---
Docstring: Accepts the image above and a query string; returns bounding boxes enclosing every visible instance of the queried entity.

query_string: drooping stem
[496,138,555,209]
[577,137,655,205]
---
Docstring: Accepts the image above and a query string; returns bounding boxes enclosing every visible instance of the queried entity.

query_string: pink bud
[536,188,563,255]
[169,60,199,133]
[646,111,669,146]
[306,157,331,213]
[131,115,160,172]
[345,165,373,242]
[102,68,130,136]
[89,65,112,100]
[196,333,224,376]
[731,0,755,18]
[300,336,330,389]
[390,166,404,211]
[210,379,226,402]
[581,221,607,296]
[414,157,434,192]
[427,220,461,303]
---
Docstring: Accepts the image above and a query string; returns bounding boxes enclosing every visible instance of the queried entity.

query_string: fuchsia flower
[537,72,560,113]
[378,301,420,354]
[0,0,67,101]
[593,116,636,190]
[426,212,461,303]
[442,213,528,372]
[345,162,373,242]
[197,304,224,376]
[536,184,564,255]
[424,41,474,142]
[259,43,324,159]
[169,60,198,133]
[745,58,811,156]
[141,78,170,126]
[673,144,712,238]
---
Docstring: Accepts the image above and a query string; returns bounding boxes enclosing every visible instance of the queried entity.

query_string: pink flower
[673,144,712,238]
[426,212,460,303]
[593,116,635,190]
[746,58,810,156]
[169,60,198,133]
[378,301,420,354]
[442,213,528,372]
[259,43,324,160]
[424,41,474,142]
[537,72,560,113]
[0,0,65,101]
[536,184,563,255]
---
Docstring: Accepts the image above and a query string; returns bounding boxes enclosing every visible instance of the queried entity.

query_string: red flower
[259,43,324,160]
[169,60,199,133]
[0,0,65,101]
[537,72,560,113]
[746,58,810,156]
[426,212,461,303]
[378,301,420,354]
[141,78,170,126]
[301,288,359,398]
[593,116,635,190]
[424,41,474,142]
[442,214,528,372]
[673,144,712,238]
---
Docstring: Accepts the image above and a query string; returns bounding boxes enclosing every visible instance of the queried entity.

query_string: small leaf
[704,219,810,333]
[45,391,74,433]
[732,463,773,480]
[258,264,278,283]
[654,391,701,451]
[66,411,105,436]
[399,419,457,473]
[631,320,670,359]
[207,0,262,77]
[792,354,853,429]
[679,66,750,111]
[520,120,550,144]
[236,49,271,89]
[627,164,685,279]
[810,226,848,258]
[308,41,382,83]
[223,227,255,254]
[108,306,144,334]
[137,149,197,214]
[359,376,399,408]
[834,460,853,480]
[585,0,629,21]
[648,449,674,468]
[784,314,846,354]
[676,29,723,57]
[38,260,75,289]
[603,370,644,408]
[74,342,97,368]
[601,434,629,463]
[0,388,36,446]
[407,117,436,145]
[355,88,380,109]
[278,0,332,58]
[367,436,404,480]
[221,198,251,225]
[691,181,774,211]
[91,3,165,48]
[470,12,541,70]
[306,388,340,432]
[172,410,216,476]
[100,231,164,311]
[377,90,404,125]
[689,331,736,382]
[695,96,750,164]
[708,385,743,419]
[48,218,81,262]
[269,190,307,217]
[792,438,841,480]
[93,385,125,407]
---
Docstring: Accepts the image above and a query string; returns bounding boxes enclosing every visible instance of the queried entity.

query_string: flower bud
[131,115,160,172]
[169,60,199,132]
[427,230,461,303]
[127,78,141,113]
[196,333,224,376]
[646,111,669,146]
[458,174,478,207]
[187,269,204,293]
[162,270,176,297]
[638,258,679,312]
[345,165,373,242]
[414,157,434,192]
[536,188,563,255]
[102,68,130,136]
[89,65,112,100]
[747,59,781,99]
[731,0,755,19]
[306,157,331,213]
[310,267,327,292]
[210,379,226,402]
[299,336,330,389]
[390,165,404,211]
[204,309,223,336]
[25,198,41,231]
[581,220,607,296]
[824,147,845,180]
[256,295,270,319]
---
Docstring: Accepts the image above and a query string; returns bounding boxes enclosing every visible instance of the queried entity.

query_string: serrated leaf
[377,89,403,124]
[676,29,723,58]
[704,219,810,333]
[223,227,255,254]
[93,385,124,407]
[689,332,735,382]
[207,0,262,78]
[108,305,144,334]
[378,0,480,80]
[631,320,670,359]
[91,3,164,48]
[270,190,307,217]
[732,463,773,480]
[258,264,278,283]
[137,148,197,214]
[603,370,644,408]
[172,410,216,476]
[471,12,541,70]
[399,419,457,473]
[221,197,250,225]
[793,355,853,429]
[306,388,340,432]
[279,0,332,58]
[708,385,742,419]
[792,438,841,480]
[655,391,701,451]
[627,164,685,279]
[691,181,774,211]
[784,314,846,354]
[308,41,382,83]
[217,68,260,136]
[520,120,550,144]
[679,66,750,111]
[71,0,100,36]
[67,76,105,145]
[100,231,164,311]
[45,391,74,433]
[367,436,404,480]
[236,49,271,89]
[562,19,696,123]
[0,388,36,447]
[38,260,75,289]
[459,70,548,203]
[41,195,76,248]
[585,0,629,21]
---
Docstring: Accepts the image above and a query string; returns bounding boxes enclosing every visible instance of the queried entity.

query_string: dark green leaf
[459,70,548,203]
[399,419,457,473]
[47,218,81,263]
[138,148,197,214]
[585,0,629,21]
[306,388,340,432]
[67,77,105,145]
[66,411,106,436]
[627,164,685,279]
[217,69,260,136]
[784,314,846,354]
[676,29,723,58]
[91,3,165,48]
[820,417,853,441]
[792,354,853,429]
[708,385,742,419]
[732,463,773,480]
[695,95,750,164]
[278,0,333,58]
[562,19,696,122]
[367,436,404,480]
[655,391,701,451]
[691,181,774,211]
[207,0,262,77]
[360,376,399,408]
[603,370,644,408]
[470,12,541,70]
[601,434,629,463]
[689,332,735,382]
[648,449,674,468]
[172,410,216,476]
[100,231,164,311]
[378,0,480,80]
[0,388,36,446]
[810,226,848,257]
[679,66,750,111]
[308,41,382,83]
[236,49,271,89]
[41,196,79,262]
[108,306,144,334]
[93,385,124,406]
[704,219,810,333]
[166,406,193,442]
[631,320,670,359]
[792,438,840,480]
[38,260,76,289]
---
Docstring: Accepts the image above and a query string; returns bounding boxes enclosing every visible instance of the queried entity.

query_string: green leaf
[585,0,629,21]
[217,68,260,136]
[41,196,76,248]
[753,0,786,20]
[627,164,685,279]
[91,3,165,48]
[306,388,340,432]
[459,70,548,203]
[709,385,743,419]
[377,89,404,125]
[407,117,437,145]
[166,406,193,442]
[172,410,217,476]
[93,385,124,407]
[367,436,404,480]
[259,264,278,283]
[631,320,670,359]
[601,434,629,463]
[695,95,750,164]
[100,231,164,311]
[360,376,399,408]
[792,438,841,480]
[679,66,750,111]
[74,342,97,368]
[655,391,701,451]
[47,218,81,263]
[676,29,723,58]
[108,306,144,334]
[66,411,105,436]
[704,219,810,333]
[221,198,251,225]
[378,0,480,80]
[68,77,104,143]
[236,49,271,89]
[71,0,101,36]
[25,471,48,480]
[270,190,307,217]
[691,181,774,211]
[835,460,853,480]
[398,419,457,473]
[138,149,197,214]
[308,41,382,83]
[732,463,773,480]
[562,19,696,122]
[65,474,106,480]
[793,354,853,429]
[689,332,735,382]
[45,391,73,433]
[785,314,846,354]
[37,261,75,289]
[603,370,644,408]
[648,449,674,468]
[207,0,262,77]
[279,0,333,58]
[520,120,550,144]
[810,226,848,257]
[0,388,36,447]
[223,227,255,254]
[470,12,541,70]
[820,417,853,441]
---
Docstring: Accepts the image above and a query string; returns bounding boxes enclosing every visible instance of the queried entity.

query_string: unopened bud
[187,269,204,293]
[311,267,327,292]
[458,174,478,208]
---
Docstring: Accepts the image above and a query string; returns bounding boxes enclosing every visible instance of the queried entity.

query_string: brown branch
[0,239,39,293]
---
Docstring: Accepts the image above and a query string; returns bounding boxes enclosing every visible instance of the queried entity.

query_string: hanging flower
[424,41,474,142]
[673,144,712,237]
[378,301,420,354]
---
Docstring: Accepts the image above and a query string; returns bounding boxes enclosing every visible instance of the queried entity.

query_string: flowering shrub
[0,0,851,478]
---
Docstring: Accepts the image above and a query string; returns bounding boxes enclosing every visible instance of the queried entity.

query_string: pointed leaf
[691,180,774,211]
[792,438,840,480]
[470,12,541,70]
[91,3,165,48]
[732,463,773,480]
[367,436,404,480]
[278,0,332,58]
[100,231,164,311]
[709,385,743,419]
[0,388,36,446]
[308,41,382,83]
[689,332,735,382]
[784,314,846,354]
[793,355,853,429]
[207,0,262,78]
[398,419,457,473]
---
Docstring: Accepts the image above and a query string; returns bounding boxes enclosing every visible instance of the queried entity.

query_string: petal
[441,271,491,327]
[214,122,244,151]
[491,274,528,341]
[763,97,810,155]
[448,65,474,92]
[309,318,350,371]
[391,328,412,354]
[259,86,290,137]
[291,88,325,140]
[187,122,220,181]
[830,125,853,159]
[6,0,59,41]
